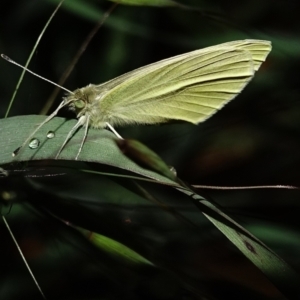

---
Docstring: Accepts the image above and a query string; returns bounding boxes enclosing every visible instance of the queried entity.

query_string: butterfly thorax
[65,84,108,128]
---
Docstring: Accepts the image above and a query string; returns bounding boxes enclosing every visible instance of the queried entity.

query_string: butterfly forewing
[91,40,271,126]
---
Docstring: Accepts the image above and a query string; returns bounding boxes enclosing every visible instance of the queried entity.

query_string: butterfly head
[65,84,99,117]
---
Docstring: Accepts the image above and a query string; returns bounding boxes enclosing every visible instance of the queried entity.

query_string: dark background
[1,0,300,299]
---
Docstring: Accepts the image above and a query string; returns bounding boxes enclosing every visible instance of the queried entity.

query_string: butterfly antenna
[40,1,120,115]
[1,54,73,95]
[1,54,75,156]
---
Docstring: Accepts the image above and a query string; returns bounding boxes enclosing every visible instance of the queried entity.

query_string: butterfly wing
[91,40,271,127]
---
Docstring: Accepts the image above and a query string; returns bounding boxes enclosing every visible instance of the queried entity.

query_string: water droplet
[12,146,21,157]
[46,131,55,139]
[29,138,40,149]
[169,166,177,176]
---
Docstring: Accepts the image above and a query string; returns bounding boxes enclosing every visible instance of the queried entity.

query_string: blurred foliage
[1,0,300,299]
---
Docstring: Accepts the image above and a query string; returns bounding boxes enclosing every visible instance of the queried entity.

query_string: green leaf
[2,116,300,299]
[178,187,300,299]
[0,115,178,186]
[79,227,153,266]
[116,139,177,181]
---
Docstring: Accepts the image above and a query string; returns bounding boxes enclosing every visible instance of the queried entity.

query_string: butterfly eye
[74,99,85,109]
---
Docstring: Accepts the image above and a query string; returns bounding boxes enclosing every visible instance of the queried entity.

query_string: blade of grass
[4,0,65,118]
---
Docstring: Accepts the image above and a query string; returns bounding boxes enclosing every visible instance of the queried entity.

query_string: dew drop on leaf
[28,138,40,149]
[46,131,55,139]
